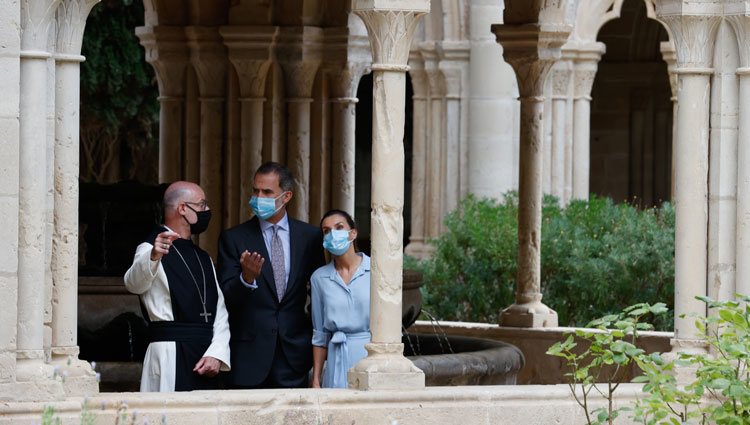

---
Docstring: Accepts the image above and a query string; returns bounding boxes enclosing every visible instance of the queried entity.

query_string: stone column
[136,26,188,184]
[277,27,322,223]
[493,20,570,328]
[656,8,720,353]
[17,0,63,388]
[330,63,368,215]
[0,0,21,394]
[550,60,571,202]
[421,44,444,239]
[186,27,226,257]
[222,26,275,220]
[404,57,430,259]
[728,14,750,299]
[660,41,678,200]
[570,44,603,201]
[50,0,99,396]
[349,0,429,390]
[439,44,469,215]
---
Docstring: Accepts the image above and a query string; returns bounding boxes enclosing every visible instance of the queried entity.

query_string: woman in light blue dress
[310,209,370,388]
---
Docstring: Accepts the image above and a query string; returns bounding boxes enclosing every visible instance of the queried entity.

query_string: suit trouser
[229,337,309,389]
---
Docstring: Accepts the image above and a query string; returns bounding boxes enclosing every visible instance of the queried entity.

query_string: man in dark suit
[218,162,324,388]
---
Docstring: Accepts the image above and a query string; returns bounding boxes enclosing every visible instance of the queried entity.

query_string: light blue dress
[311,253,371,388]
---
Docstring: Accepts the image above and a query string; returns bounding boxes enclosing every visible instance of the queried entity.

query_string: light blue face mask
[323,229,352,256]
[249,192,286,220]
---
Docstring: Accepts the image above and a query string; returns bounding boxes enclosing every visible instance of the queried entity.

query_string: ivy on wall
[80,0,158,183]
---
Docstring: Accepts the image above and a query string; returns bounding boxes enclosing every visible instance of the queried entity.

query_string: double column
[50,0,100,396]
[492,22,570,328]
[136,26,189,184]
[570,45,603,201]
[222,26,276,220]
[277,27,322,223]
[655,8,720,353]
[186,27,227,257]
[349,0,429,390]
[728,14,750,299]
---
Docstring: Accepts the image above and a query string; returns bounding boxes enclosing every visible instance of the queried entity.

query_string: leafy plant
[547,302,669,425]
[633,295,750,425]
[416,194,675,329]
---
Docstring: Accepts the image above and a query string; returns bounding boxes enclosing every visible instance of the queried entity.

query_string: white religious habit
[125,226,231,392]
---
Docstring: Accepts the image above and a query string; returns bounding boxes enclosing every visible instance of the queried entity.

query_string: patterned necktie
[271,224,286,301]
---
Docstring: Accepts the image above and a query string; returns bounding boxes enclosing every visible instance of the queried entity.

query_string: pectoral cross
[200,304,212,323]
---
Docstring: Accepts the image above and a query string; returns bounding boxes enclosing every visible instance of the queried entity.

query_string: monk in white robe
[125,181,230,391]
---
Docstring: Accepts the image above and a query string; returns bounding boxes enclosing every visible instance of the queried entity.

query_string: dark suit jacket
[218,215,324,387]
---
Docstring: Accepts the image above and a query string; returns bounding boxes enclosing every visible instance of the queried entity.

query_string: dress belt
[148,321,212,343]
[328,330,370,388]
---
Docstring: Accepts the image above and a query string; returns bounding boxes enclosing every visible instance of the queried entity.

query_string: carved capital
[329,62,370,100]
[550,60,571,97]
[438,62,463,99]
[136,26,189,97]
[55,0,99,55]
[493,24,569,97]
[726,14,750,69]
[276,26,323,98]
[659,40,678,98]
[186,26,227,98]
[221,26,276,98]
[353,0,430,68]
[22,0,62,52]
[408,52,428,99]
[655,13,720,71]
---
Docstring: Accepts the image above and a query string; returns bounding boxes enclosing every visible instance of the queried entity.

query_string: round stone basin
[404,333,525,386]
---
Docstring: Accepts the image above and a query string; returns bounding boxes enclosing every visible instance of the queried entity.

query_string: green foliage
[547,303,668,425]
[81,0,158,146]
[416,193,675,329]
[633,295,750,425]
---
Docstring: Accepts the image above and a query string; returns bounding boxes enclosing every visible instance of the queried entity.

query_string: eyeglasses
[184,200,208,210]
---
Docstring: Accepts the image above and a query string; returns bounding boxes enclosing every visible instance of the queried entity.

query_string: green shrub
[416,193,675,330]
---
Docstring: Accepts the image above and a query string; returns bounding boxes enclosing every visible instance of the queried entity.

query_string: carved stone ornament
[656,13,720,71]
[56,0,100,56]
[354,5,429,68]
[221,26,276,98]
[726,15,750,69]
[136,26,189,97]
[186,26,228,98]
[22,0,62,52]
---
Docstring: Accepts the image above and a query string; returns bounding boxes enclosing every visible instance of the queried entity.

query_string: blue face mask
[249,193,286,220]
[323,229,352,256]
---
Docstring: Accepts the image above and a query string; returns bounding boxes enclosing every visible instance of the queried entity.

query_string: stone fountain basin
[404,333,525,386]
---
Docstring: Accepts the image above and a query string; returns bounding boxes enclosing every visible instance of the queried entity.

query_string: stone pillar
[705,23,738,305]
[0,0,21,393]
[728,14,750,299]
[570,44,603,201]
[404,56,430,259]
[439,44,469,215]
[467,0,519,199]
[222,26,275,220]
[349,0,429,390]
[493,19,571,328]
[656,7,720,353]
[17,0,63,388]
[136,26,188,184]
[330,63,368,215]
[421,44,444,239]
[277,27,322,223]
[550,60,571,203]
[186,27,226,258]
[50,0,99,396]
[660,41,678,200]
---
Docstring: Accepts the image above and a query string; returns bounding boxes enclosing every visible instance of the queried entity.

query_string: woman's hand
[311,378,321,389]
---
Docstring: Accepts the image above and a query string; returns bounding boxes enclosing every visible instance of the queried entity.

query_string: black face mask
[185,205,212,235]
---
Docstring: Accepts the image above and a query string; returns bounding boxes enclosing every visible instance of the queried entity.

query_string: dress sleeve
[311,272,330,347]
[124,242,160,295]
[203,260,231,370]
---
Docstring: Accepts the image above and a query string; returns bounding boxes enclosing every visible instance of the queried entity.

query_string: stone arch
[588,0,672,206]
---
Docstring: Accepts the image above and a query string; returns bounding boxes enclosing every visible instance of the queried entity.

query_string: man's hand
[150,230,180,261]
[240,250,265,283]
[193,356,221,377]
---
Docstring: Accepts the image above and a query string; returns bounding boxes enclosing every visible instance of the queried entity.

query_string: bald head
[164,181,203,215]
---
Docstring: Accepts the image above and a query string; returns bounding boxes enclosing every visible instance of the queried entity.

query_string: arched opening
[589,0,672,207]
